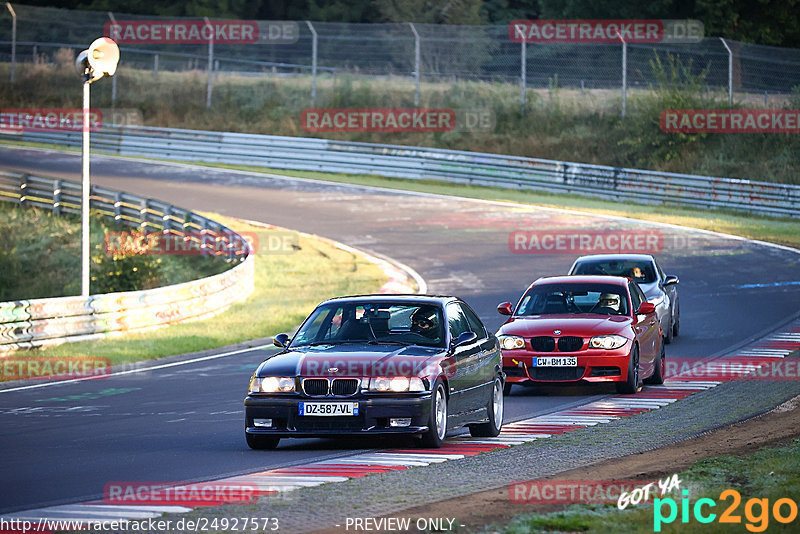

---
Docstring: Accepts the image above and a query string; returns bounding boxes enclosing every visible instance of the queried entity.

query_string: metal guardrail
[0,170,255,351]
[8,125,799,217]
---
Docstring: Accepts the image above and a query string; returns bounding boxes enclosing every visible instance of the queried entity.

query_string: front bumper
[502,349,630,384]
[244,393,433,438]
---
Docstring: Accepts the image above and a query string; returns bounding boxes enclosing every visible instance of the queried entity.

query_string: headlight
[589,335,628,350]
[249,376,295,393]
[498,335,525,350]
[369,376,426,392]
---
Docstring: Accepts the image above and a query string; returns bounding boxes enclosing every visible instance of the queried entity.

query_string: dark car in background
[245,295,504,449]
[568,254,680,343]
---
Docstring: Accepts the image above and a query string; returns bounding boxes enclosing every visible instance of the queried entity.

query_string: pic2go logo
[654,489,798,532]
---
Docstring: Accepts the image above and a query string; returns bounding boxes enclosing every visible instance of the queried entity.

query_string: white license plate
[534,357,578,367]
[299,402,359,416]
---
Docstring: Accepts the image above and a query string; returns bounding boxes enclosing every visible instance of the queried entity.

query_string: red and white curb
[4,323,798,527]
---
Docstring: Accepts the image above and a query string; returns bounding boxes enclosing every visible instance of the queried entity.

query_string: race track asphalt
[1,146,798,513]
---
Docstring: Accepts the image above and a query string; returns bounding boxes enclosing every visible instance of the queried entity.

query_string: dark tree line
[29,0,800,47]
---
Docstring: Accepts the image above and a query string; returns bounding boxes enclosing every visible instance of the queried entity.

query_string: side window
[629,283,642,312]
[446,303,469,340]
[461,303,487,339]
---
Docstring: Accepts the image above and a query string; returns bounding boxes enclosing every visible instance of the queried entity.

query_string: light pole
[75,37,119,297]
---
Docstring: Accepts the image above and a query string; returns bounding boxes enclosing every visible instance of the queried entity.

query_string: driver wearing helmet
[629,266,645,280]
[597,292,621,314]
[410,306,440,340]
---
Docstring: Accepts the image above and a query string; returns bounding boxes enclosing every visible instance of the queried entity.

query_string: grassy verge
[193,162,800,250]
[16,214,388,365]
[497,438,800,533]
[1,55,798,184]
[0,202,230,300]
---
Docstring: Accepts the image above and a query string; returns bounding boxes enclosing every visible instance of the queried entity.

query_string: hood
[256,343,445,378]
[498,314,632,338]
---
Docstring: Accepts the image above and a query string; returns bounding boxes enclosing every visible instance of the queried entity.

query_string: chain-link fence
[1,3,799,111]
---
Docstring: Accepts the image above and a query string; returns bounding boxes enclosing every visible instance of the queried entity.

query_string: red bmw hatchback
[496,275,664,395]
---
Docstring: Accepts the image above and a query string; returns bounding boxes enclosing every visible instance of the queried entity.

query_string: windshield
[516,283,630,316]
[572,259,656,284]
[292,302,445,348]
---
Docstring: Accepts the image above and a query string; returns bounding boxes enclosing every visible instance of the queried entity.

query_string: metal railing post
[6,3,15,83]
[204,17,214,108]
[305,21,317,105]
[154,53,159,79]
[409,23,420,106]
[107,11,117,105]
[720,37,733,106]
[616,32,627,119]
[81,81,91,297]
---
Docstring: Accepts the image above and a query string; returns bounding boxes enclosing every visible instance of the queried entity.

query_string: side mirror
[663,275,679,286]
[451,331,478,349]
[497,302,513,316]
[273,333,290,348]
[637,302,656,315]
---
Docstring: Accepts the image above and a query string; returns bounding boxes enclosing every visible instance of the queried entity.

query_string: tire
[503,382,513,396]
[664,315,674,345]
[672,302,680,338]
[246,433,280,450]
[470,376,504,438]
[644,340,666,385]
[419,380,448,448]
[615,345,642,394]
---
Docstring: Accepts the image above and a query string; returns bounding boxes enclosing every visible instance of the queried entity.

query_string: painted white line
[312,458,430,467]
[0,343,273,393]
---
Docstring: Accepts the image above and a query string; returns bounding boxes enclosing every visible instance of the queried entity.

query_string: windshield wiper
[298,341,362,347]
[367,339,412,346]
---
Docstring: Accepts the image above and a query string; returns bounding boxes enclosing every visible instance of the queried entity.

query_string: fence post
[720,37,733,106]
[53,179,62,216]
[204,17,214,108]
[408,23,420,106]
[616,32,627,119]
[154,53,158,78]
[305,21,317,105]
[107,12,117,105]
[6,3,15,83]
[520,41,526,114]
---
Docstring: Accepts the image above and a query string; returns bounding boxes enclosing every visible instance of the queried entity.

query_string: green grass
[1,55,798,184]
[498,438,800,533]
[11,214,388,366]
[0,202,230,300]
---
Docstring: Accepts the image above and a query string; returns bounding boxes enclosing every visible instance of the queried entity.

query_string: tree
[696,0,800,47]
[374,0,486,24]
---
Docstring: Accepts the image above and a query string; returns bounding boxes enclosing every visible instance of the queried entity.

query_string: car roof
[319,294,458,307]
[572,254,656,262]
[532,275,630,287]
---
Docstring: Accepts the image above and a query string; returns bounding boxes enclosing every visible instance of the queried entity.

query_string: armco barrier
[0,170,254,351]
[7,125,799,217]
